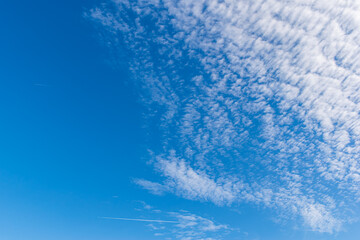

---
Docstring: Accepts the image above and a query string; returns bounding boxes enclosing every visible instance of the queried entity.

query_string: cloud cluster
[166,211,229,240]
[90,0,360,233]
[104,202,230,240]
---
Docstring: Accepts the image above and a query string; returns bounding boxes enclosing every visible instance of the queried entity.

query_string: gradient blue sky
[2,1,360,240]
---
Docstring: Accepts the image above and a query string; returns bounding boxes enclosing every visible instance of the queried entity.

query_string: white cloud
[170,211,229,239]
[100,217,177,223]
[154,152,241,205]
[104,202,231,240]
[299,203,341,233]
[134,179,167,195]
[90,0,360,233]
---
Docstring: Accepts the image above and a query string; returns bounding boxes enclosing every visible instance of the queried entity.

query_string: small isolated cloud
[151,210,230,239]
[169,211,229,240]
[134,179,167,195]
[172,211,228,232]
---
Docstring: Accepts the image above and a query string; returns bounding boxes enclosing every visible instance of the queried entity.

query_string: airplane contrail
[99,217,178,223]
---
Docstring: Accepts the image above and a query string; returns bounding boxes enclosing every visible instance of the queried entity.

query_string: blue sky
[2,0,360,239]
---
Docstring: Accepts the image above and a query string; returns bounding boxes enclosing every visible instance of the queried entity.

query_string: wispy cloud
[154,152,242,205]
[168,211,230,239]
[100,204,231,240]
[90,0,360,234]
[100,217,177,223]
[133,178,168,195]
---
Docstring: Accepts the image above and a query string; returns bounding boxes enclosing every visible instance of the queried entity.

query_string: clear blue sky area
[1,1,360,240]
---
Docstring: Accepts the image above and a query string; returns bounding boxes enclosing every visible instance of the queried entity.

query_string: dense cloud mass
[90,0,360,233]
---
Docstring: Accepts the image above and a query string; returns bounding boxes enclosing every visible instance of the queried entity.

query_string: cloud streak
[100,217,178,223]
